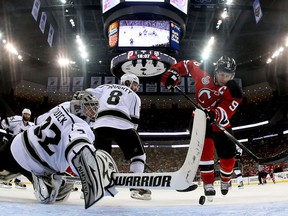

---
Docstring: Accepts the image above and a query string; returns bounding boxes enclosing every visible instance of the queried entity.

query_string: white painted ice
[1,182,288,215]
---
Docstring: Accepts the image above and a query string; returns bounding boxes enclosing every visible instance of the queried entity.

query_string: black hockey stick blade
[176,184,198,192]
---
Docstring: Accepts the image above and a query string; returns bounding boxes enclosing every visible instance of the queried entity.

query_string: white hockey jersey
[86,84,141,130]
[1,115,34,135]
[10,103,95,176]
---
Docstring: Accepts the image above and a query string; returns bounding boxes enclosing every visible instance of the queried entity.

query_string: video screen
[118,20,170,47]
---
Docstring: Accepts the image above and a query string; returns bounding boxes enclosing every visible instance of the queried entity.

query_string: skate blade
[130,192,151,201]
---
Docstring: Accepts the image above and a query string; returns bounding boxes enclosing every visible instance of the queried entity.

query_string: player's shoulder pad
[226,80,243,99]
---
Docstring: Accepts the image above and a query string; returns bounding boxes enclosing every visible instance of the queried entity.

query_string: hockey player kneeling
[0,91,117,209]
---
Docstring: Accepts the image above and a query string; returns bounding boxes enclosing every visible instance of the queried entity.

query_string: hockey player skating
[86,74,152,200]
[0,92,118,209]
[0,108,34,189]
[161,56,243,200]
[258,164,275,185]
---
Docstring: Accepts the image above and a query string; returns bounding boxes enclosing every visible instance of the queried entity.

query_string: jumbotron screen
[118,20,170,48]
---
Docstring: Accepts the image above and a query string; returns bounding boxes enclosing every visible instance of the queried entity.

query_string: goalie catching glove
[161,69,180,89]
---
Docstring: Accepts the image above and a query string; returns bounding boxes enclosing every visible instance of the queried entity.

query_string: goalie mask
[70,91,99,123]
[214,56,236,86]
[120,74,140,92]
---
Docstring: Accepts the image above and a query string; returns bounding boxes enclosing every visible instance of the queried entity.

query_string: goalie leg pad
[95,149,119,197]
[72,146,105,209]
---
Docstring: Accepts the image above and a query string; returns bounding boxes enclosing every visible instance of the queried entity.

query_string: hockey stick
[59,108,206,191]
[174,86,288,165]
[174,86,261,162]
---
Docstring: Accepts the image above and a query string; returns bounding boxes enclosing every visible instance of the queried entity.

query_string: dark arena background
[0,0,288,215]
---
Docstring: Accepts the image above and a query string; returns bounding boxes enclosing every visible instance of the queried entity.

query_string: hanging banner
[145,83,157,93]
[138,83,144,93]
[90,77,102,88]
[104,76,116,84]
[187,77,196,93]
[31,0,40,21]
[160,83,172,93]
[177,77,185,92]
[47,77,58,92]
[72,77,84,92]
[59,77,71,92]
[47,24,54,47]
[253,0,263,24]
[39,12,47,34]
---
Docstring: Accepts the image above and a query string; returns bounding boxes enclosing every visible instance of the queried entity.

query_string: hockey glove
[161,69,180,89]
[206,107,230,128]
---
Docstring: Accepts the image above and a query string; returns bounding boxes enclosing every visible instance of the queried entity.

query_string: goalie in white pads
[0,92,118,209]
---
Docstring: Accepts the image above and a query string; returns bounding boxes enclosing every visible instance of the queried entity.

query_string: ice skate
[14,178,27,189]
[204,184,215,202]
[221,181,230,195]
[0,181,12,189]
[238,181,244,189]
[130,188,152,200]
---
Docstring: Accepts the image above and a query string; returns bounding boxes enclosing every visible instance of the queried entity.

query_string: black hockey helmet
[215,56,236,73]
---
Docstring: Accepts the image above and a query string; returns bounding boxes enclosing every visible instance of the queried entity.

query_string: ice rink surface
[1,182,288,216]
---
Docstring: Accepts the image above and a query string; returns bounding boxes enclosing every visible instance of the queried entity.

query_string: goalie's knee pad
[72,146,118,209]
[95,149,119,197]
[130,154,146,173]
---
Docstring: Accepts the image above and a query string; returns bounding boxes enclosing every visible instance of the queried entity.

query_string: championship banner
[39,12,47,34]
[160,83,171,93]
[138,83,144,93]
[177,77,185,92]
[31,0,40,21]
[47,77,58,92]
[59,77,71,92]
[90,76,102,88]
[253,0,263,24]
[72,77,84,92]
[187,77,196,93]
[47,24,54,47]
[145,83,157,93]
[104,76,116,84]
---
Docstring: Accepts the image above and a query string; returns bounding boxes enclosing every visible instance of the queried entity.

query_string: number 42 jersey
[86,84,141,130]
[10,103,95,176]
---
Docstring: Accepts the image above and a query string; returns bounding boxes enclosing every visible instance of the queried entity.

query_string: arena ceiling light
[5,43,18,55]
[57,57,70,67]
[76,35,88,60]
[201,36,215,60]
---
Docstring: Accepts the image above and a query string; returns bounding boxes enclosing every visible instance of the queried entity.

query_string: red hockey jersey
[170,60,243,130]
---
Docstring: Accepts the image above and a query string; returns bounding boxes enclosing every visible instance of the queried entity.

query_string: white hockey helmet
[70,91,99,123]
[120,73,139,92]
[22,108,31,115]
